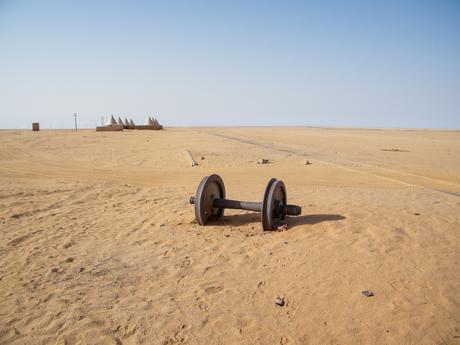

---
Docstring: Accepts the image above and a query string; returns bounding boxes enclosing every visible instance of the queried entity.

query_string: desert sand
[0,127,459,345]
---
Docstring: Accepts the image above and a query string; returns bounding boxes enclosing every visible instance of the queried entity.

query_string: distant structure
[106,115,118,126]
[96,114,123,132]
[153,118,162,129]
[32,122,40,131]
[123,118,131,129]
[135,116,163,130]
[96,115,163,132]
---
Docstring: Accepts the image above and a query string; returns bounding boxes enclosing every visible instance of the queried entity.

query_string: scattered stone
[413,213,420,216]
[257,159,269,164]
[305,160,311,165]
[201,156,205,160]
[50,267,59,273]
[65,257,74,263]
[361,290,374,297]
[225,234,230,238]
[160,223,165,227]
[277,224,288,231]
[275,297,285,306]
[78,267,84,273]
[63,242,72,249]
[284,240,288,244]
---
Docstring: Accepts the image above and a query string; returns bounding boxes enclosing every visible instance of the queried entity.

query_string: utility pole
[74,113,78,131]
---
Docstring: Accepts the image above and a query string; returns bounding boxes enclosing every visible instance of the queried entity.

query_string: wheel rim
[262,179,287,230]
[194,174,225,225]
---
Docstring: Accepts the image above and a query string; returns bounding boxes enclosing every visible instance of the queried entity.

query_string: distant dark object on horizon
[380,148,409,153]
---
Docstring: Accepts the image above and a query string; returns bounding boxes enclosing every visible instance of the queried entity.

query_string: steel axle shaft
[189,196,301,216]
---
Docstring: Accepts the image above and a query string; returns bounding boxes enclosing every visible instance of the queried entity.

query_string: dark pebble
[361,290,374,297]
[275,297,285,306]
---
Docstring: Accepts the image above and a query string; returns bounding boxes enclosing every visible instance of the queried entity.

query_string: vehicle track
[203,130,460,197]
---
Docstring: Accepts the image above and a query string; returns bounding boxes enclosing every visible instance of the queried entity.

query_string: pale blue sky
[0,0,459,129]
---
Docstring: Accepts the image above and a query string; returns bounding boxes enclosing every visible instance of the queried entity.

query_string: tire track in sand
[203,131,460,197]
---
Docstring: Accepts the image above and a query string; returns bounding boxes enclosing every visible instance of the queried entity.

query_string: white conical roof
[153,118,160,126]
[106,115,117,126]
[124,118,130,126]
[118,117,124,126]
[130,119,135,126]
[145,117,154,125]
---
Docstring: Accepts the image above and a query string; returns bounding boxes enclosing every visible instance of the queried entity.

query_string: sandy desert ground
[0,126,459,345]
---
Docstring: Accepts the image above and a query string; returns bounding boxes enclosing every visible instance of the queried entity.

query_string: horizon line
[1,125,459,132]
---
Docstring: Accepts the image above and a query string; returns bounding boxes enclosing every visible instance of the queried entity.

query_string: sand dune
[0,127,459,344]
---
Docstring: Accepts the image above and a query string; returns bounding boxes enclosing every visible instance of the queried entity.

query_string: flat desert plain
[0,127,459,345]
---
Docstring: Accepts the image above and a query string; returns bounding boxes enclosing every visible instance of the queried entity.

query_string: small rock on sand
[277,224,288,231]
[62,242,72,249]
[275,297,285,306]
[361,290,374,297]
